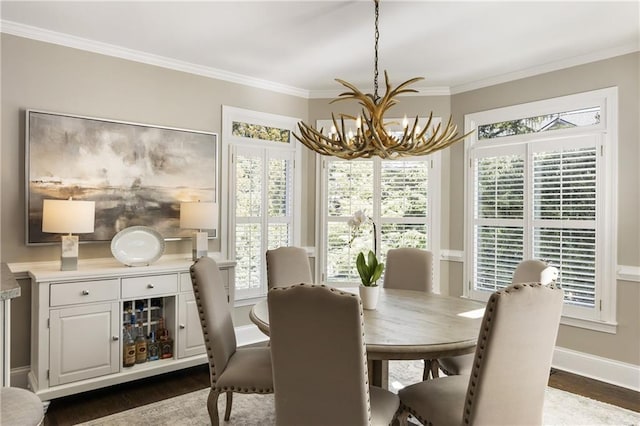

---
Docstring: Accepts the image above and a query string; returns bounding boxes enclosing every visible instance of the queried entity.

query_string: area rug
[79,361,639,426]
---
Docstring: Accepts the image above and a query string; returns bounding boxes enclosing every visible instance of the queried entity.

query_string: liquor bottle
[135,321,148,364]
[157,317,173,359]
[123,325,136,368]
[123,302,132,325]
[147,330,160,361]
[130,310,136,328]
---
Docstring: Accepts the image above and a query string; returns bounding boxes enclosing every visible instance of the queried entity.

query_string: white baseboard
[10,365,30,389]
[553,346,640,391]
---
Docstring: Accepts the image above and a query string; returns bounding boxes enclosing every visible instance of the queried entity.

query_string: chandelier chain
[373,0,379,102]
[293,0,473,159]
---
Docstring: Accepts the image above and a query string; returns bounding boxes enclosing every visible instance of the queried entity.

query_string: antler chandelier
[294,0,472,160]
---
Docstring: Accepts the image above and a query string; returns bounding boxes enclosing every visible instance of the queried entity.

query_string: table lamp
[180,201,218,261]
[42,198,96,271]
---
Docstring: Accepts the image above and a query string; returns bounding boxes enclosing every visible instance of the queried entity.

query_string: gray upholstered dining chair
[382,248,433,292]
[266,246,313,289]
[399,282,564,426]
[0,387,44,426]
[437,258,558,376]
[383,248,435,380]
[190,257,273,425]
[268,283,400,426]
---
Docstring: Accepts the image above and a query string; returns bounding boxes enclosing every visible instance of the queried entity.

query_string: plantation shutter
[379,160,429,256]
[234,149,263,297]
[325,160,374,283]
[267,151,294,250]
[323,158,431,284]
[531,135,598,308]
[471,145,525,295]
[470,134,600,310]
[234,147,295,298]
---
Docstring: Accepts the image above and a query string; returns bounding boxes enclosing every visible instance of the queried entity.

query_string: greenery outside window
[478,106,601,140]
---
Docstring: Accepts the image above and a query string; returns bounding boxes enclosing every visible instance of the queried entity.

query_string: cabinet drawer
[50,279,119,306]
[122,274,178,299]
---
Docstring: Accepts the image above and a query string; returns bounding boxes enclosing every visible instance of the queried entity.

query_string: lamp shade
[180,202,218,230]
[42,199,95,234]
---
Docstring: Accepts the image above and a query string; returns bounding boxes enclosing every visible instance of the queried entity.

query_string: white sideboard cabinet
[22,255,234,402]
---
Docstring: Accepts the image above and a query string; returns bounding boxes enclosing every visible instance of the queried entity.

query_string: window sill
[460,294,617,334]
[233,295,266,308]
[560,316,617,334]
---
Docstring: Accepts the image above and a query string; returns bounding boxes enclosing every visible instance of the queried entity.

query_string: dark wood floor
[548,368,639,413]
[44,364,210,426]
[44,364,639,426]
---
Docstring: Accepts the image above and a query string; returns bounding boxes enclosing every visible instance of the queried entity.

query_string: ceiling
[1,1,639,98]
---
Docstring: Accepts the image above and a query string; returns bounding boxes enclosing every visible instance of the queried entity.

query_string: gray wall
[449,53,640,365]
[1,34,309,368]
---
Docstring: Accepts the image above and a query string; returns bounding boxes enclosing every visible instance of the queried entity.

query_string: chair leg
[422,359,440,380]
[422,359,431,380]
[395,410,410,426]
[430,359,440,379]
[224,391,233,421]
[207,389,221,425]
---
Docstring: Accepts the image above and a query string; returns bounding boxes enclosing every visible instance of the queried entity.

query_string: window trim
[463,87,618,333]
[222,106,303,302]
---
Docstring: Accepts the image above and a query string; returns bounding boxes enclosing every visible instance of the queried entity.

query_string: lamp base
[191,231,209,261]
[60,235,79,271]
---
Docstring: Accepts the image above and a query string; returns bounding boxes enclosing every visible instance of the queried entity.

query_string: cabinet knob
[179,324,185,329]
[147,284,155,289]
[82,290,90,295]
[112,336,119,341]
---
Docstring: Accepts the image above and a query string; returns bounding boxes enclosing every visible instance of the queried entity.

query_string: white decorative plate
[110,226,165,267]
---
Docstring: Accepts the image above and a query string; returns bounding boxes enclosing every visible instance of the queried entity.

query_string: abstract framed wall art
[26,110,218,244]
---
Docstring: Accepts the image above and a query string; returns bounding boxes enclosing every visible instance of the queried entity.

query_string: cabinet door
[49,302,120,386]
[177,293,205,358]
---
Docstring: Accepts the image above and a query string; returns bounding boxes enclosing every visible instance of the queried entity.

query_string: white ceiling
[1,1,639,98]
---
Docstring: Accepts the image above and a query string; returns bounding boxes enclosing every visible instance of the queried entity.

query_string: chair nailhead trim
[271,284,372,421]
[460,282,557,424]
[190,257,275,424]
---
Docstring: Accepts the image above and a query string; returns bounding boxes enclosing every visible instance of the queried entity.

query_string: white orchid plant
[348,210,383,287]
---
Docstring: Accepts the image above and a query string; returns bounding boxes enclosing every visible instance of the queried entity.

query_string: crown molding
[0,19,450,100]
[308,85,451,100]
[0,20,310,99]
[450,43,640,95]
[2,20,637,100]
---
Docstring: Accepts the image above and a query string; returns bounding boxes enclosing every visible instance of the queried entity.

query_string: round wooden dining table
[249,287,486,387]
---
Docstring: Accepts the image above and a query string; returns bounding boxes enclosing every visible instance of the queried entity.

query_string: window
[465,88,618,331]
[318,117,441,289]
[222,107,302,301]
